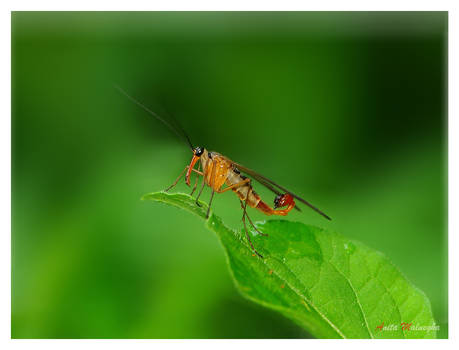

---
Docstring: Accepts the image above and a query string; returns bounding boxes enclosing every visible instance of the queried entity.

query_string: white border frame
[2,1,456,349]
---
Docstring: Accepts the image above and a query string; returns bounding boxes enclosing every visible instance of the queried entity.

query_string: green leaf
[142,192,437,339]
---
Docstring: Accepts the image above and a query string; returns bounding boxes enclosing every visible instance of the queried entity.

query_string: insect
[117,86,331,258]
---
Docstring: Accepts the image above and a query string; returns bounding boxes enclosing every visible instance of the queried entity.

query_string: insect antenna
[115,85,194,151]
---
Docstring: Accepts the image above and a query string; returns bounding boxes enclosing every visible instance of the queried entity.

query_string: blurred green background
[11,12,447,338]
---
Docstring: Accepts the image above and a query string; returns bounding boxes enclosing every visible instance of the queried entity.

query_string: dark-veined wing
[248,173,302,212]
[234,162,331,220]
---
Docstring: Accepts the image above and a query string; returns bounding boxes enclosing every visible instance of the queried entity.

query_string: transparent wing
[234,162,331,220]
[248,172,302,212]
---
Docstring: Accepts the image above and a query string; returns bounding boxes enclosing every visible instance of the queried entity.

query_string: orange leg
[215,178,250,193]
[195,160,209,207]
[190,162,201,196]
[165,165,203,192]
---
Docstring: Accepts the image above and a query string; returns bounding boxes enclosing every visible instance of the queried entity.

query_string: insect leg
[215,177,250,193]
[195,178,206,207]
[237,189,268,237]
[244,207,268,237]
[195,158,212,207]
[231,181,267,237]
[206,189,215,219]
[196,163,215,207]
[204,161,218,218]
[165,166,187,192]
[165,166,203,192]
[241,199,263,258]
[190,162,201,197]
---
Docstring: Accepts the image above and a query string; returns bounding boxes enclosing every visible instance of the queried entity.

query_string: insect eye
[194,146,203,157]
